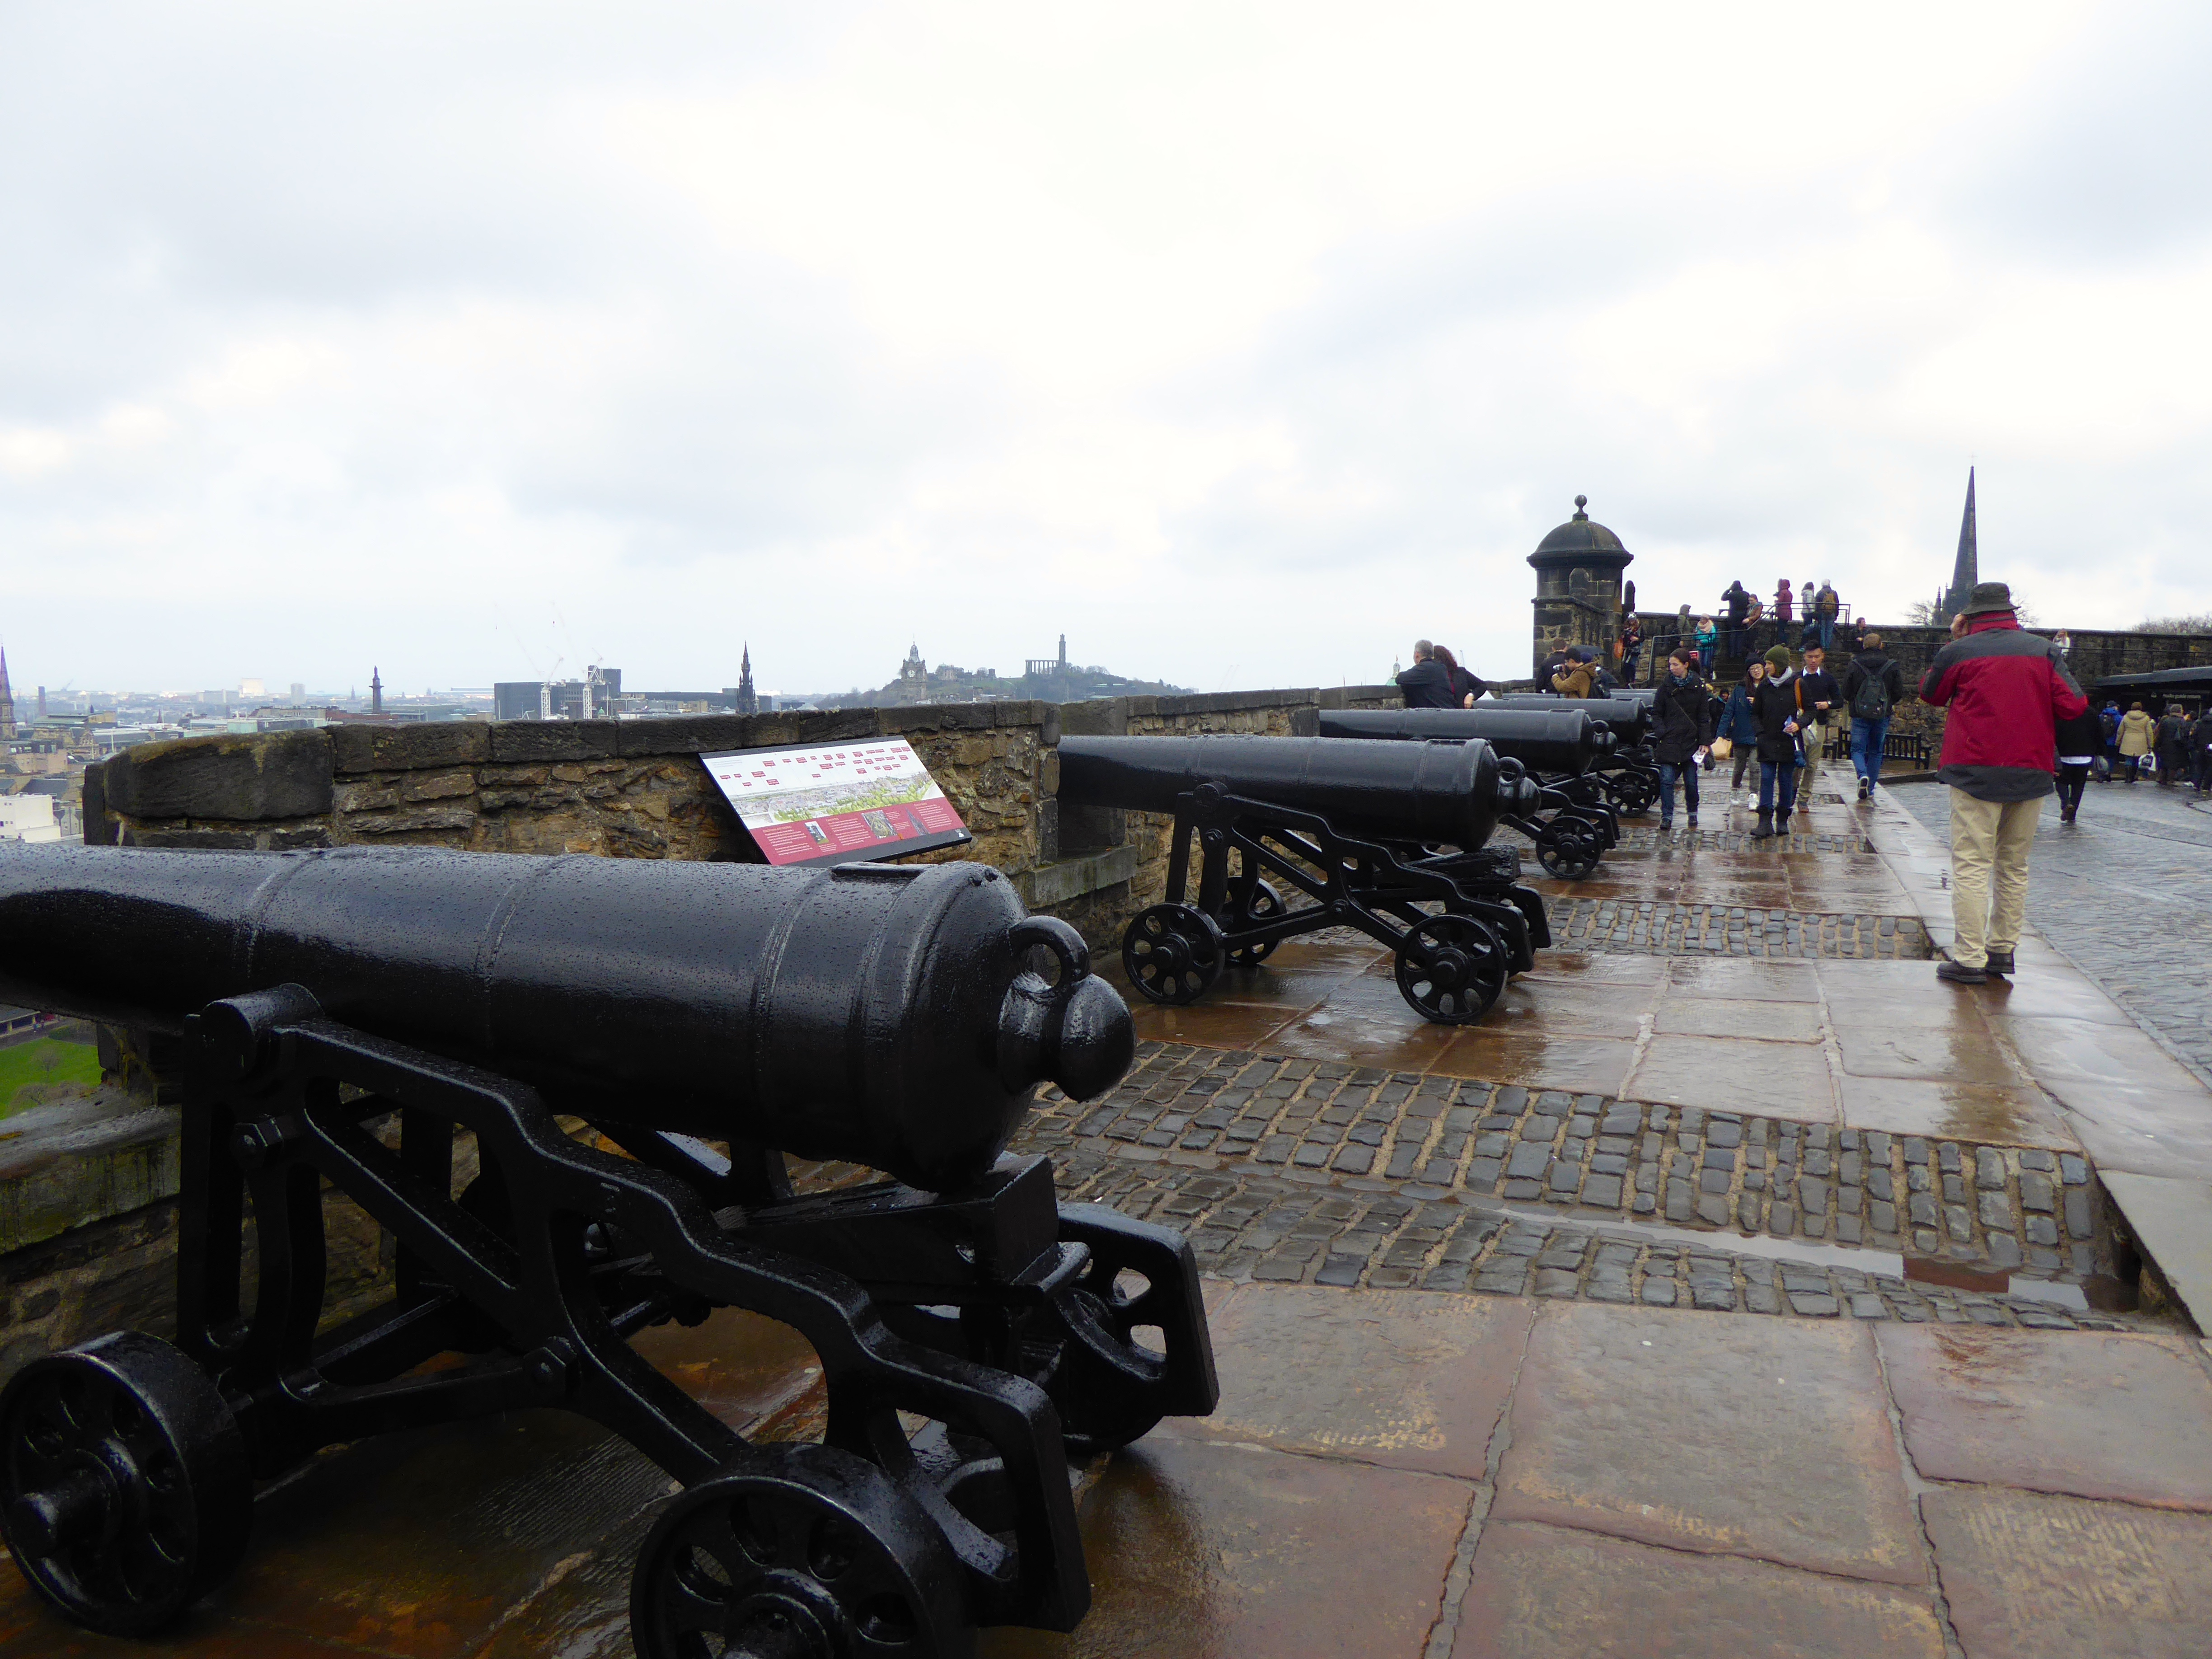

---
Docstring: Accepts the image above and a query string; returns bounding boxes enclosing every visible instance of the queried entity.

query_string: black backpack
[1849,660,1893,722]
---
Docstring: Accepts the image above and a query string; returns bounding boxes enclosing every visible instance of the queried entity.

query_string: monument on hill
[1528,495,1634,676]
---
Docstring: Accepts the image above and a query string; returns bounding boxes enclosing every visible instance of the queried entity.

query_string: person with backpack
[2193,705,2212,796]
[2053,702,2101,824]
[2155,704,2190,787]
[1838,632,1906,801]
[1814,583,1841,651]
[2099,700,2122,773]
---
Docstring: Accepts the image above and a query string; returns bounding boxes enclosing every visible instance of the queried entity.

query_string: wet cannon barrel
[1482,693,1654,742]
[1056,733,1539,850]
[1311,707,1617,778]
[0,844,1132,1193]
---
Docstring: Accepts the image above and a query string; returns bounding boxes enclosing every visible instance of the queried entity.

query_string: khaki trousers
[1948,789,2039,968]
[1798,727,1823,800]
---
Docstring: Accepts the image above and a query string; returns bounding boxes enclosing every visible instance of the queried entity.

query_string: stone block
[101,729,333,821]
[330,722,491,774]
[488,720,619,763]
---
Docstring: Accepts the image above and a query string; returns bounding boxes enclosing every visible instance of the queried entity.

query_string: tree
[2135,614,2212,634]
[1905,594,2039,628]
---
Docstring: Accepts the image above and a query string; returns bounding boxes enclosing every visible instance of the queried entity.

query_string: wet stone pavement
[1891,777,2212,1088]
[5,783,2212,1656]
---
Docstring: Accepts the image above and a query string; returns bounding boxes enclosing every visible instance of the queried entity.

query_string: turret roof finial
[1573,494,1589,519]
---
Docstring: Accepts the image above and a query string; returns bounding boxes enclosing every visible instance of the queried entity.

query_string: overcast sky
[4,2,2209,698]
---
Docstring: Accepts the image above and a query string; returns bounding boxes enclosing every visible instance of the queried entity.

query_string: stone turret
[1528,495,1634,676]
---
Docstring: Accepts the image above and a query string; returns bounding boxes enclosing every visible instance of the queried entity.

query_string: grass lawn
[0,1037,103,1116]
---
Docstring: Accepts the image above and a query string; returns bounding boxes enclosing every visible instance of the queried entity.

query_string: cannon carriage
[1306,706,1623,881]
[1479,694,1661,817]
[0,846,1218,1658]
[1056,735,1550,1025]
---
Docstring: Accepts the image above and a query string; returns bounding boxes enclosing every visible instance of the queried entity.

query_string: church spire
[0,645,14,740]
[1939,468,1978,623]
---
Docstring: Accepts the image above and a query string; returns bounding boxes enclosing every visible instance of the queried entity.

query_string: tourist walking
[1794,643,1842,801]
[2117,702,2155,782]
[1693,615,1718,675]
[1396,640,1459,708]
[1719,658,1766,804]
[1773,580,1795,642]
[1617,615,1643,682]
[1813,582,1840,651]
[1838,633,1905,801]
[1919,582,2086,984]
[2155,704,2189,787]
[2053,703,2100,825]
[2100,700,2123,776]
[1651,650,1714,832]
[2193,706,2212,795]
[1749,645,1803,839]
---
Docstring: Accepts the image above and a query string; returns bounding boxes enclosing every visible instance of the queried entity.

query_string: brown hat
[1958,581,2016,617]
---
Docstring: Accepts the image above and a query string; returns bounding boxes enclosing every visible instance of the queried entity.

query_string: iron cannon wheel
[0,1332,252,1638]
[1604,770,1657,815]
[1121,904,1225,1005]
[630,1443,970,1659]
[1392,915,1507,1024]
[1533,818,1603,881]
[1222,878,1285,968]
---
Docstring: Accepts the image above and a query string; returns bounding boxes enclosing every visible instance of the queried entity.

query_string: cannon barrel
[1482,694,1654,740]
[1312,708,1617,777]
[0,846,1134,1192]
[1057,734,1538,848]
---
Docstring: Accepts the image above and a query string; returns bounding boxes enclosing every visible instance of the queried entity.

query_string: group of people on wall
[1617,579,1854,680]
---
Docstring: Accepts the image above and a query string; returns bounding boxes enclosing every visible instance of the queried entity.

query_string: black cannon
[1057,735,1550,1024]
[1306,707,1623,880]
[1481,694,1659,815]
[0,846,1217,1657]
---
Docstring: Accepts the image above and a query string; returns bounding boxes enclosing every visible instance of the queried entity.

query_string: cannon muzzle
[1482,694,1654,741]
[1312,707,1618,777]
[1057,733,1530,849]
[0,846,1132,1192]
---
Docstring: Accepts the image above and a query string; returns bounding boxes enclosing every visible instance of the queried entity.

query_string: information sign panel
[701,738,972,867]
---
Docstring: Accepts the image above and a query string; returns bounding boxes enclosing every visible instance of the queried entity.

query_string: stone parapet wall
[89,701,1063,892]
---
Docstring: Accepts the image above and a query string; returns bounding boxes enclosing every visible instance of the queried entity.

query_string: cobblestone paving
[1892,779,2212,1086]
[1029,1139,2122,1331]
[1547,898,1932,957]
[1022,1043,2098,1274]
[1008,1045,2151,1331]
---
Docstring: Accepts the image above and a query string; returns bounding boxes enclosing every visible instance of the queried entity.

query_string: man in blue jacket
[1918,584,2086,984]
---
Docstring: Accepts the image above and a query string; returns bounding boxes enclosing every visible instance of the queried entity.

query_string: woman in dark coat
[2156,704,2190,787]
[1749,645,1803,839]
[1650,648,1714,832]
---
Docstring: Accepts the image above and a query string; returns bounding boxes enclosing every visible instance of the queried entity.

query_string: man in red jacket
[1918,582,2086,984]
